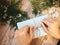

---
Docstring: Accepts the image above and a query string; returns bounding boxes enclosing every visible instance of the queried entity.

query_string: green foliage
[30,0,53,14]
[52,0,60,7]
[0,0,29,28]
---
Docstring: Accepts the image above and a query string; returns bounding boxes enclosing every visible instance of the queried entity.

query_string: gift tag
[17,15,48,38]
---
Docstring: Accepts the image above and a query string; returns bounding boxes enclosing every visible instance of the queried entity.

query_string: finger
[45,17,56,22]
[23,25,30,34]
[29,26,34,42]
[30,26,34,38]
[49,17,57,23]
[19,27,24,32]
[40,22,49,34]
[48,18,56,23]
[14,30,19,38]
[42,19,51,27]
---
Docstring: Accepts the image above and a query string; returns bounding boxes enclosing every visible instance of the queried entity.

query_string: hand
[14,26,34,45]
[41,18,60,39]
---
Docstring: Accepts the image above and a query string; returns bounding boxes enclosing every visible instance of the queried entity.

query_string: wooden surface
[0,23,15,45]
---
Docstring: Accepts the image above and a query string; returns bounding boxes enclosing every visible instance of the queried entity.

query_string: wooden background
[0,23,15,45]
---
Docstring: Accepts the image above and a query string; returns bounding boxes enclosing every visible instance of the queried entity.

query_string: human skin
[14,17,60,45]
[14,26,34,45]
[41,18,60,39]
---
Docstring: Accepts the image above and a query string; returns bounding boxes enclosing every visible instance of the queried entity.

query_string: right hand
[41,18,60,39]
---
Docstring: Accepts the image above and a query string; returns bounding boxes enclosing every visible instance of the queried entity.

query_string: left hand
[14,26,34,45]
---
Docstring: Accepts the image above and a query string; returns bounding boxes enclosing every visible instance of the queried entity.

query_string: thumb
[14,30,19,38]
[23,25,29,34]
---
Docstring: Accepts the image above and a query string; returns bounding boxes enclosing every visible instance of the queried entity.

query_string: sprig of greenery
[0,0,29,28]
